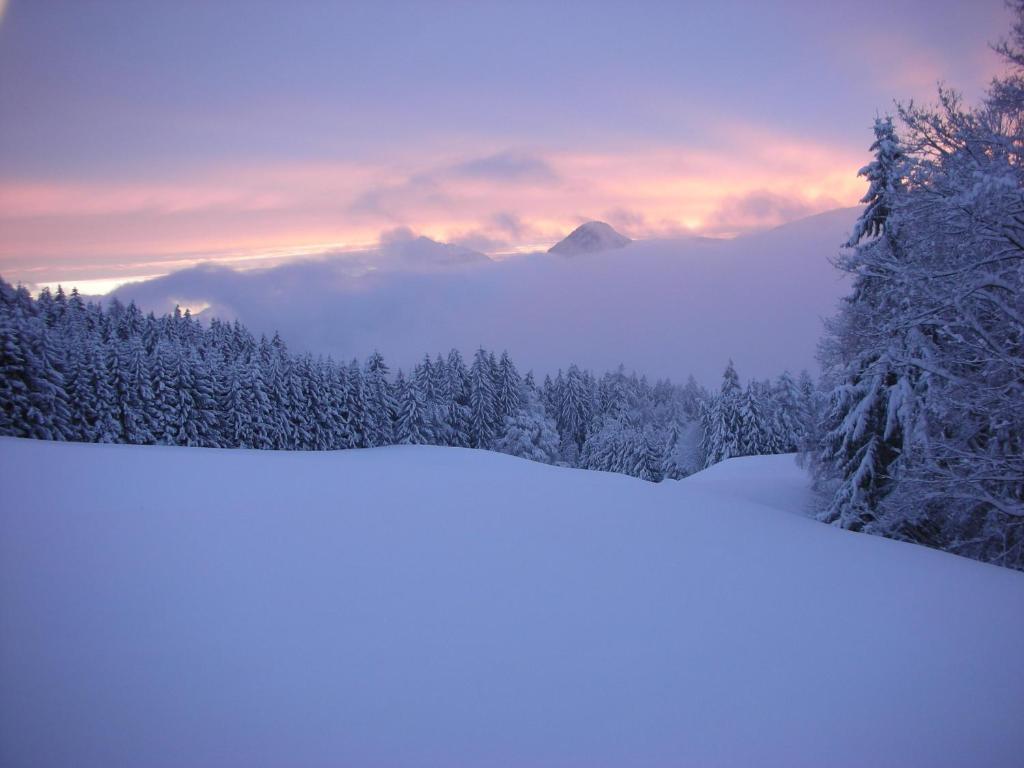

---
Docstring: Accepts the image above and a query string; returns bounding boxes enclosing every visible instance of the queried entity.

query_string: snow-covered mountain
[112,207,859,384]
[548,220,631,255]
[2,437,1022,766]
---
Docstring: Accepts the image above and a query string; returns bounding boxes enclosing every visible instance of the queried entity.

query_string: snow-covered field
[2,437,1022,767]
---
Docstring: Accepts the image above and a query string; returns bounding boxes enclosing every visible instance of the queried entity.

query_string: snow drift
[1,437,1022,767]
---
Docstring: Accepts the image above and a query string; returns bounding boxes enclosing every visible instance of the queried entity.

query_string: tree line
[0,278,812,485]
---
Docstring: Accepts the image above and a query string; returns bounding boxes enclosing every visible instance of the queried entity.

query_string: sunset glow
[0,0,1009,292]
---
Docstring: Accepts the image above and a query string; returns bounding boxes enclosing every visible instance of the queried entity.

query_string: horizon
[0,0,1010,291]
[21,203,862,297]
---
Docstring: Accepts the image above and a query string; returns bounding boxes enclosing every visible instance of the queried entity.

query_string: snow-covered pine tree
[770,371,804,453]
[363,351,397,448]
[846,116,905,248]
[493,383,559,464]
[468,347,498,449]
[495,351,522,423]
[633,426,666,483]
[580,415,631,475]
[702,360,743,467]
[395,369,433,445]
[217,354,255,449]
[796,369,820,452]
[119,336,156,445]
[20,314,72,441]
[737,380,782,457]
[558,364,591,457]
[260,335,293,450]
[413,355,445,444]
[329,361,357,450]
[813,118,918,531]
[344,358,368,449]
[81,340,120,443]
[0,286,32,437]
[444,349,471,447]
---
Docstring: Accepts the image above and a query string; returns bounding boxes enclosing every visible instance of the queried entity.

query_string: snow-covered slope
[111,208,859,383]
[548,220,631,255]
[2,438,1021,767]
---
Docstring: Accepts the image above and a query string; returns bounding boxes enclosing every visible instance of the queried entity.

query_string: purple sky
[0,0,1011,291]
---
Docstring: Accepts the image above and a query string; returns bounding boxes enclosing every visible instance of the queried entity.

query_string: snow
[2,437,1022,767]
[547,220,631,255]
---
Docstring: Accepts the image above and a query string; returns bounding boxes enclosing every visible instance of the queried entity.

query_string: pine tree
[344,358,368,449]
[770,371,805,453]
[558,364,591,456]
[846,117,905,247]
[495,351,522,422]
[117,337,156,445]
[395,369,433,445]
[468,347,498,449]
[633,426,666,483]
[737,380,781,457]
[363,351,397,447]
[218,356,254,448]
[20,315,72,441]
[814,120,916,530]
[702,360,743,467]
[493,385,560,464]
[0,290,32,437]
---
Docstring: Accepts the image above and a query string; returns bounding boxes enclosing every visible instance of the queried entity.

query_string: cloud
[601,208,648,237]
[489,211,528,239]
[1,136,866,286]
[347,175,449,220]
[446,212,557,254]
[448,151,558,184]
[705,189,843,235]
[109,207,857,387]
[449,231,508,254]
[378,226,418,245]
[347,151,557,222]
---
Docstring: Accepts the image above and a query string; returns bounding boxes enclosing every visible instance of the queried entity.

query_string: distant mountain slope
[548,220,631,255]
[1,437,1022,767]
[112,207,860,383]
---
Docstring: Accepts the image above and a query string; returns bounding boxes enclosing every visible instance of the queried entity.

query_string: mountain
[2,437,1022,766]
[548,220,631,255]
[111,207,861,384]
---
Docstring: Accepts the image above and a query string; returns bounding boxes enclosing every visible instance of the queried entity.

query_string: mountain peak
[548,221,631,256]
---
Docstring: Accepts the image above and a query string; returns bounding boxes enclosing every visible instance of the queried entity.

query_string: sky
[0,0,1012,292]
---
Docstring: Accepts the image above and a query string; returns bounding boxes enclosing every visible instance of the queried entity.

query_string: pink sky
[0,135,869,291]
[0,0,1009,293]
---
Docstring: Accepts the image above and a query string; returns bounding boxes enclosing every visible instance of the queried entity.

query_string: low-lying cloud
[111,207,858,385]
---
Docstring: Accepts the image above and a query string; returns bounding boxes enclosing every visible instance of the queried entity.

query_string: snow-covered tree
[702,360,743,467]
[468,347,498,448]
[812,6,1024,568]
[495,351,522,421]
[493,384,559,464]
[363,351,397,448]
[558,364,592,455]
[395,369,433,445]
